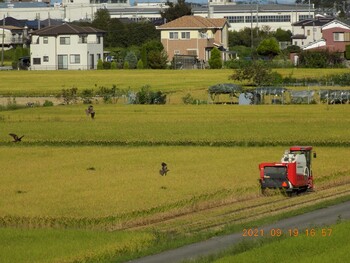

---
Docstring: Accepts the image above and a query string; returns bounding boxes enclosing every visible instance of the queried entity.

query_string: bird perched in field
[9,133,24,142]
[159,162,169,176]
[85,105,95,119]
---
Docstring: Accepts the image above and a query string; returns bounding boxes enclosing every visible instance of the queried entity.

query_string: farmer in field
[85,105,95,119]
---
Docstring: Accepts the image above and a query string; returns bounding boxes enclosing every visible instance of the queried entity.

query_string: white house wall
[30,34,103,70]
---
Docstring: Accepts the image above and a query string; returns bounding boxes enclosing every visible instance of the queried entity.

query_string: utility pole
[1,15,5,67]
[250,1,253,49]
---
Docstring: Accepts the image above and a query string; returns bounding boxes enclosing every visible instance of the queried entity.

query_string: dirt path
[128,200,350,263]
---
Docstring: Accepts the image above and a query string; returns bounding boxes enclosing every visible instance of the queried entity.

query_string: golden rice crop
[0,146,348,219]
[1,104,350,146]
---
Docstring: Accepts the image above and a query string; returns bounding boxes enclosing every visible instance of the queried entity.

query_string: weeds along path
[123,178,350,234]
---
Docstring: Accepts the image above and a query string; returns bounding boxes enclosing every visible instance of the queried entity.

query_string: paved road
[128,200,350,263]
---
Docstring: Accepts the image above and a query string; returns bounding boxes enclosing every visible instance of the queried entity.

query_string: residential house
[0,25,26,49]
[157,15,230,67]
[30,24,105,70]
[302,20,350,53]
[291,16,334,47]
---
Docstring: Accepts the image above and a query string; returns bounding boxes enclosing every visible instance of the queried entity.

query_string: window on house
[43,56,49,62]
[60,37,70,45]
[43,37,48,44]
[307,29,310,36]
[70,54,80,64]
[181,32,190,39]
[333,32,344,41]
[33,58,41,65]
[97,36,101,44]
[79,35,87,43]
[169,32,178,39]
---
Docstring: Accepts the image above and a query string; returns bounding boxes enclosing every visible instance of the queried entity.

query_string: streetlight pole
[1,15,5,67]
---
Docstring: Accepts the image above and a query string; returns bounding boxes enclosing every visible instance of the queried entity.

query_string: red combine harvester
[259,146,316,195]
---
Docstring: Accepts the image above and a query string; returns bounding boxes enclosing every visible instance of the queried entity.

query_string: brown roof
[0,25,23,30]
[31,23,106,36]
[157,16,228,30]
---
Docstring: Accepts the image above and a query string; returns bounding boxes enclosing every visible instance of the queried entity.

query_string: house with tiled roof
[291,16,334,47]
[302,20,350,53]
[157,15,230,66]
[30,23,105,70]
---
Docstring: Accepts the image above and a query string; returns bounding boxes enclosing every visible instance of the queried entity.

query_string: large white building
[0,1,315,33]
[193,3,314,32]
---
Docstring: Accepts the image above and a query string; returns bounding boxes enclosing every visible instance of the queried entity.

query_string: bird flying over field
[159,162,169,176]
[9,133,24,142]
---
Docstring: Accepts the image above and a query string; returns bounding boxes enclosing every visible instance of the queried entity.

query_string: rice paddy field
[1,69,350,262]
[0,68,349,96]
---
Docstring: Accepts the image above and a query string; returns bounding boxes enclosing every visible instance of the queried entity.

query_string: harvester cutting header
[259,146,316,195]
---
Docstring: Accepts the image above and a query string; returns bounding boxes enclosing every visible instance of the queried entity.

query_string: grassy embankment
[189,220,350,263]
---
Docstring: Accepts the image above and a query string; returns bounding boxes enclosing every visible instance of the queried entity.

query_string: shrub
[57,87,78,104]
[346,45,350,60]
[137,59,144,69]
[103,61,111,69]
[43,100,54,107]
[110,61,117,69]
[229,61,283,86]
[208,47,223,69]
[299,50,344,68]
[123,61,129,69]
[135,85,166,104]
[97,59,103,70]
[81,89,94,104]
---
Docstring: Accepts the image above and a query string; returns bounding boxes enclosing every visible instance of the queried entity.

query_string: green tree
[141,46,148,68]
[124,51,138,69]
[148,50,168,69]
[256,37,280,59]
[141,40,166,68]
[208,47,222,69]
[106,18,127,48]
[92,9,111,31]
[160,0,192,22]
[273,28,292,42]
